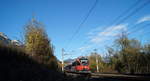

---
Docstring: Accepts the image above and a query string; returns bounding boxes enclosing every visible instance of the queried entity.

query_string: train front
[75,57,91,74]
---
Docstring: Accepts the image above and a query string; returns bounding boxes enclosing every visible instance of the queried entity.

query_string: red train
[64,57,91,74]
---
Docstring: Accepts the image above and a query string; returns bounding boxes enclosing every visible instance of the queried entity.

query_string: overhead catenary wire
[65,0,99,50]
[128,23,150,36]
[67,0,150,57]
[127,23,150,47]
[114,0,150,26]
[82,0,150,55]
[76,0,143,51]
[107,0,142,26]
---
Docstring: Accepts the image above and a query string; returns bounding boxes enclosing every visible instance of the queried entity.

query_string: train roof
[77,56,88,60]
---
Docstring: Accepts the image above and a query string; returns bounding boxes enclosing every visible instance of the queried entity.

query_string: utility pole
[94,49,99,73]
[61,48,64,72]
[61,49,73,72]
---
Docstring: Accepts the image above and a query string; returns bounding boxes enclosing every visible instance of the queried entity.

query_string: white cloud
[89,24,127,44]
[77,24,127,55]
[137,15,150,24]
[79,45,91,52]
[87,26,104,39]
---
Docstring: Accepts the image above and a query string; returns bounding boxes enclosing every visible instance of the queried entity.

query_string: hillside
[0,45,62,81]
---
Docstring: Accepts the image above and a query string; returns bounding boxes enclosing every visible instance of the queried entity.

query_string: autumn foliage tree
[24,18,58,70]
[89,31,150,74]
[107,32,150,74]
[88,53,104,72]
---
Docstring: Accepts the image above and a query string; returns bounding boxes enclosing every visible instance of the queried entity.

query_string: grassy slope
[0,45,62,81]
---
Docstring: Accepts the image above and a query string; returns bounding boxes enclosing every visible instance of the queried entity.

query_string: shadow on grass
[0,45,63,81]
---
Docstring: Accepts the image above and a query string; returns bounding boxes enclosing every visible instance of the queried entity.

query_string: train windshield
[80,59,88,66]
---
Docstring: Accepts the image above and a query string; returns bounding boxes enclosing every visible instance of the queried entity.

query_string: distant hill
[64,58,74,64]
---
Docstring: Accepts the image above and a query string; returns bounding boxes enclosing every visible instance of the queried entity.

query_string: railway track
[65,72,150,81]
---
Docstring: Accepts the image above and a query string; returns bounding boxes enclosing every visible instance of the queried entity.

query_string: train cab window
[80,59,88,66]
[72,62,76,66]
[76,61,80,65]
[72,61,80,66]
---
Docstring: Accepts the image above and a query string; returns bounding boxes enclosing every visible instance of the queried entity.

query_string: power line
[74,0,142,51]
[114,0,150,26]
[85,0,150,54]
[65,0,99,50]
[128,23,150,36]
[113,0,150,39]
[108,0,141,26]
[68,0,150,56]
[127,23,150,47]
[96,0,150,38]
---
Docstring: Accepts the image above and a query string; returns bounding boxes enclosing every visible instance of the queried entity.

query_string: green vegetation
[24,18,59,71]
[88,32,150,74]
[88,53,103,72]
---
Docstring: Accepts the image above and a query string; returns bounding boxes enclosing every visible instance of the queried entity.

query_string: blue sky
[0,0,150,60]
